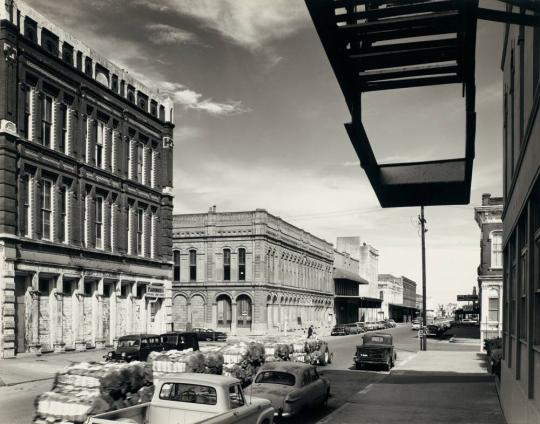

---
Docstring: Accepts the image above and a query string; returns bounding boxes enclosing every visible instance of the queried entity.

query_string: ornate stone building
[474,193,503,348]
[172,208,335,335]
[0,1,174,358]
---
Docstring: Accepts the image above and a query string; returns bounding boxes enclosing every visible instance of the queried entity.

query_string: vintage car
[106,334,162,362]
[88,373,274,424]
[343,323,361,334]
[384,319,397,328]
[363,322,377,331]
[249,362,330,418]
[411,320,421,331]
[192,327,228,342]
[331,325,347,336]
[353,333,397,371]
[160,331,200,352]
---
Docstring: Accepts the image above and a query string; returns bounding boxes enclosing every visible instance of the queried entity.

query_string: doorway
[14,276,30,354]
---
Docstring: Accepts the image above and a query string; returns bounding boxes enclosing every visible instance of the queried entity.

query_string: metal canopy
[306,0,479,207]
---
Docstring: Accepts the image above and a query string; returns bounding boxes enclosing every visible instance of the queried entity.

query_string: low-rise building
[172,208,335,336]
[474,193,503,347]
[336,237,381,321]
[378,274,419,322]
[333,250,368,324]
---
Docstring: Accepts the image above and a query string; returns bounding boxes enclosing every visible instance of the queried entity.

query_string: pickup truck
[87,373,274,424]
[354,333,396,371]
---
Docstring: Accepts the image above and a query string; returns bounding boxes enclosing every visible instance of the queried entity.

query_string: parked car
[461,318,478,325]
[377,321,387,330]
[387,319,397,328]
[354,322,367,333]
[88,373,274,424]
[362,322,376,331]
[192,327,228,342]
[411,320,421,331]
[106,334,162,362]
[331,325,347,336]
[160,331,200,352]
[249,362,330,418]
[353,333,397,371]
[344,323,360,334]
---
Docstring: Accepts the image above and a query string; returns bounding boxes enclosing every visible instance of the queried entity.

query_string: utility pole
[419,206,427,351]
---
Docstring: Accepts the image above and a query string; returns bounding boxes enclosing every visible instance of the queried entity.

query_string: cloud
[145,23,197,45]
[160,83,251,116]
[142,0,309,50]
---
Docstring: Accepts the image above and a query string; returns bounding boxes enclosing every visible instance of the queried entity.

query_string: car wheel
[355,362,362,370]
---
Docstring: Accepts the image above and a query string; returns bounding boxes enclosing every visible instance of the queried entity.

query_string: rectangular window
[380,290,384,300]
[59,185,68,243]
[137,208,143,255]
[95,196,103,249]
[42,95,53,147]
[519,252,527,338]
[488,297,499,322]
[228,385,245,409]
[41,179,52,240]
[159,383,217,406]
[238,248,246,281]
[491,232,503,268]
[137,143,144,183]
[189,250,197,281]
[59,105,67,153]
[96,121,104,168]
[223,249,231,281]
[173,251,181,281]
[23,174,31,237]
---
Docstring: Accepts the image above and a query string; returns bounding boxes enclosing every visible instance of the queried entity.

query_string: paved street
[0,324,483,424]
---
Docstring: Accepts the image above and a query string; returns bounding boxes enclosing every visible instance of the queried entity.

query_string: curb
[1,376,54,388]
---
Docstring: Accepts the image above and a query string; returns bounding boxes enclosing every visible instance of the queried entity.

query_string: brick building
[0,1,175,358]
[172,208,335,336]
[500,4,540,422]
[474,193,503,348]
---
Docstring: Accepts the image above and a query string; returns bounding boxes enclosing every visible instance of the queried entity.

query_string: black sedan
[331,325,347,336]
[192,327,227,342]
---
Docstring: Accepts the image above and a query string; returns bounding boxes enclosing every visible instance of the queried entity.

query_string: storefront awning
[389,303,419,311]
[333,267,369,285]
[335,295,382,308]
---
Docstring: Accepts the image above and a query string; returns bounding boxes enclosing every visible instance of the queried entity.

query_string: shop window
[223,249,231,281]
[173,250,181,281]
[41,95,53,147]
[189,250,197,281]
[238,248,246,281]
[41,179,52,240]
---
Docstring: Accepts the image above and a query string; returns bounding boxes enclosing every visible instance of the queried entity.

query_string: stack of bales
[33,361,153,424]
[221,341,265,387]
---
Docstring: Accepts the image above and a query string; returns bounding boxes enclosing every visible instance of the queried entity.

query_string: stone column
[110,280,119,346]
[231,302,237,335]
[52,274,65,352]
[266,303,272,332]
[212,302,218,329]
[28,272,41,354]
[74,276,86,351]
[95,278,105,349]
[0,247,16,358]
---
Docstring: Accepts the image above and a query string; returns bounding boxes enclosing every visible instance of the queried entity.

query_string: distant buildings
[474,193,503,348]
[0,1,174,358]
[378,274,419,322]
[336,237,381,322]
[171,209,335,335]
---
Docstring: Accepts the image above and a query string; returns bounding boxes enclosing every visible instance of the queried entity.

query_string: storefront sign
[147,284,165,298]
[457,295,478,301]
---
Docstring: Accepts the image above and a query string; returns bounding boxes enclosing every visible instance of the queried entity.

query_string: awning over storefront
[333,267,369,285]
[334,295,382,307]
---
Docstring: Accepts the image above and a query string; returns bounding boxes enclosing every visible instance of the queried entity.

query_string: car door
[300,369,315,410]
[309,367,325,405]
[226,384,263,424]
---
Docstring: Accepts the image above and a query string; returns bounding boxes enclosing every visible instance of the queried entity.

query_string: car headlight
[108,352,113,358]
[121,352,126,357]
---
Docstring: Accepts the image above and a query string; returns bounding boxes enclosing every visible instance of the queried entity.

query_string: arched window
[223,249,231,281]
[237,295,252,329]
[491,231,503,268]
[189,250,197,281]
[173,250,180,281]
[238,248,246,281]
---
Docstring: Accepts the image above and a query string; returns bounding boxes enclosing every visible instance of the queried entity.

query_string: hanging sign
[147,284,165,298]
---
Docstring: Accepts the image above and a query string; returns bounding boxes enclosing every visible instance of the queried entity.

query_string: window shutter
[86,119,95,165]
[103,199,111,251]
[103,128,112,172]
[151,149,159,189]
[51,100,60,150]
[71,183,80,246]
[129,139,136,180]
[144,209,151,257]
[142,146,150,186]
[66,109,73,155]
[110,201,117,252]
[51,182,57,242]
[87,193,96,248]
[35,179,42,239]
[111,131,120,174]
[19,175,27,237]
[29,89,39,142]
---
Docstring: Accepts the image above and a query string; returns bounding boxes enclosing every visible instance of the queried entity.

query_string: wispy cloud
[141,0,309,50]
[145,23,197,45]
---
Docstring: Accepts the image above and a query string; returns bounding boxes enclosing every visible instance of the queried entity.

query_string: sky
[25,0,505,308]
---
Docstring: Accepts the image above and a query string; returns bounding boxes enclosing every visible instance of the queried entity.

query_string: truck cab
[106,334,162,362]
[87,373,274,424]
[160,332,200,352]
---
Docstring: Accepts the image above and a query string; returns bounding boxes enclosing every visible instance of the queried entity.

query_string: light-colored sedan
[249,362,331,418]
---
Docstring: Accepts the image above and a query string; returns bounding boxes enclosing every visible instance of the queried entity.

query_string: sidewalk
[319,351,506,424]
[0,349,107,386]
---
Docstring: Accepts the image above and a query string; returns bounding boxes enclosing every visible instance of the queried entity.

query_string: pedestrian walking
[307,325,314,338]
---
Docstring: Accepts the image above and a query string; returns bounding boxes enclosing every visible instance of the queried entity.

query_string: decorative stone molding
[3,42,16,63]
[162,136,173,149]
[0,119,17,135]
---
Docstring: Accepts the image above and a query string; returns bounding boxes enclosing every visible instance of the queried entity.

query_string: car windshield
[118,339,140,347]
[255,371,296,386]
[366,336,386,344]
